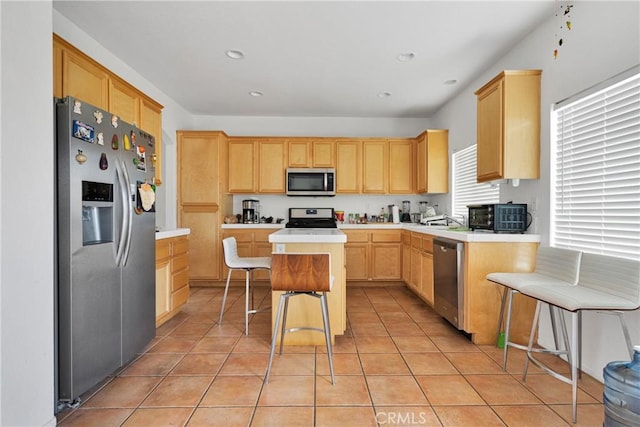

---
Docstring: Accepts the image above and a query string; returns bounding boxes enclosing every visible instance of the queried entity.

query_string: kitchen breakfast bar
[268,228,347,346]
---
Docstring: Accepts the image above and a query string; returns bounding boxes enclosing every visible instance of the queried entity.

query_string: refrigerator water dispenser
[82,205,113,245]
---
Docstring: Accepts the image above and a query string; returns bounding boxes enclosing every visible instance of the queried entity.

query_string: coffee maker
[242,199,260,224]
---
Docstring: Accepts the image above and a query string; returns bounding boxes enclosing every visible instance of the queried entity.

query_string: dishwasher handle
[433,238,461,251]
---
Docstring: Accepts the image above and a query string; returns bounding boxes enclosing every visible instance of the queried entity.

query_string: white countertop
[220,223,539,243]
[155,228,191,240]
[221,224,285,229]
[401,224,540,243]
[339,223,404,230]
[268,228,347,243]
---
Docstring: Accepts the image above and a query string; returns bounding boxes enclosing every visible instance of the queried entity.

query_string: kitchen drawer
[422,236,433,254]
[156,240,171,261]
[253,230,272,242]
[402,232,411,246]
[171,285,189,308]
[224,231,252,242]
[171,252,189,273]
[172,238,189,256]
[171,268,190,292]
[372,230,401,242]
[344,230,370,243]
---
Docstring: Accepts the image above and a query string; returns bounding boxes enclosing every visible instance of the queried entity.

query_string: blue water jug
[603,345,640,426]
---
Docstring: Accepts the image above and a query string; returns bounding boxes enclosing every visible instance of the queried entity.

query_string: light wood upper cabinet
[388,138,415,194]
[335,140,362,193]
[416,130,449,194]
[62,48,109,110]
[109,77,139,125]
[54,35,164,185]
[475,70,541,182]
[178,131,225,204]
[362,139,388,193]
[228,138,257,193]
[139,99,163,183]
[311,139,335,167]
[288,139,311,168]
[53,41,63,99]
[258,139,286,193]
[288,138,335,168]
[228,138,286,193]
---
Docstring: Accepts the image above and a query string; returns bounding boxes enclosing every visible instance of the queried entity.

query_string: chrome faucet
[444,215,466,227]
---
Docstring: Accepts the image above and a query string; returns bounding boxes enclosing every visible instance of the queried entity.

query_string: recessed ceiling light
[377,92,392,98]
[225,49,244,60]
[249,91,263,97]
[444,79,458,85]
[396,52,415,62]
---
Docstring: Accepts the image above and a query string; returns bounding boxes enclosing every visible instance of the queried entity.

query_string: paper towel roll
[392,205,400,224]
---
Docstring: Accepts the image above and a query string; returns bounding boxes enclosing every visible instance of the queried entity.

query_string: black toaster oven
[467,203,528,233]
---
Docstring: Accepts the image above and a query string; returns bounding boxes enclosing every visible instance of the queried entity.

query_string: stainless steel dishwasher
[433,238,465,329]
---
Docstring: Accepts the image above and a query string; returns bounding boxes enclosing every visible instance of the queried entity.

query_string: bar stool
[487,246,582,371]
[519,252,640,423]
[219,237,271,335]
[265,253,335,384]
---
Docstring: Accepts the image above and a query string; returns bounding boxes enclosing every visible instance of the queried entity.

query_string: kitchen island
[268,228,347,345]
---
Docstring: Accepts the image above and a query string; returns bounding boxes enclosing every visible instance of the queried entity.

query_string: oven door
[286,168,335,196]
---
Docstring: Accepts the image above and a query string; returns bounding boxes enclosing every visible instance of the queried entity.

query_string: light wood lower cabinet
[344,229,401,281]
[463,242,538,345]
[156,235,190,326]
[407,232,434,305]
[180,208,220,280]
[402,232,537,345]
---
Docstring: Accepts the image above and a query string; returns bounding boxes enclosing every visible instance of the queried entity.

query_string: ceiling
[53,1,555,118]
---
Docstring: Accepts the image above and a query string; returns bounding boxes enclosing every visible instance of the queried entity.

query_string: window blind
[552,70,640,261]
[452,145,499,218]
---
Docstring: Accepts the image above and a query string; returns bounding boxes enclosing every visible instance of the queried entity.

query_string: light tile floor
[57,285,605,426]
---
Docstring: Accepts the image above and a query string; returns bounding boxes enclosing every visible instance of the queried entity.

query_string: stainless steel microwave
[286,168,336,196]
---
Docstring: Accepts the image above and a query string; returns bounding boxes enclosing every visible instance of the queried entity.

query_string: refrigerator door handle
[114,160,129,267]
[120,159,134,267]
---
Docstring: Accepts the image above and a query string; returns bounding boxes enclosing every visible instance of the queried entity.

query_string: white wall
[431,1,640,380]
[0,2,56,426]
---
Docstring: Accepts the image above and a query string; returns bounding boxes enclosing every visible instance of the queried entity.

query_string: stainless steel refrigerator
[55,96,156,405]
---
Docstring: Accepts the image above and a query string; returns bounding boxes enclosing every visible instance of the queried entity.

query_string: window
[452,144,500,218]
[551,67,640,261]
